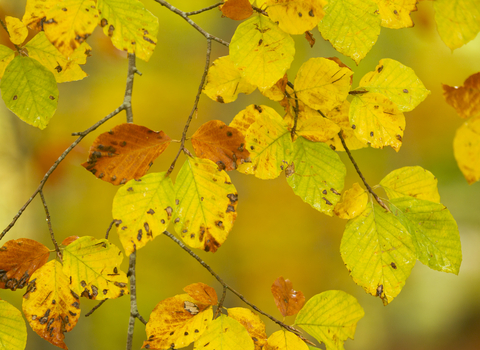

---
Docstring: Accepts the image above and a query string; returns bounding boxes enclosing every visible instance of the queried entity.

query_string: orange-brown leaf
[271,277,305,317]
[61,236,79,246]
[443,72,480,119]
[0,238,50,291]
[82,123,171,185]
[191,120,250,171]
[221,0,253,20]
[183,282,218,306]
[305,31,315,48]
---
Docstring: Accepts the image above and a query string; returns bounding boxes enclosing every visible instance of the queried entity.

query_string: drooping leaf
[294,57,353,112]
[143,293,213,350]
[82,123,171,185]
[97,0,159,61]
[0,238,50,291]
[184,282,218,306]
[340,203,416,305]
[22,260,80,350]
[43,0,99,58]
[271,277,305,317]
[227,308,267,350]
[0,300,27,350]
[259,74,288,102]
[433,0,480,50]
[349,92,405,151]
[229,104,263,135]
[390,197,462,274]
[23,0,56,31]
[0,45,15,79]
[453,115,480,184]
[173,157,238,252]
[230,13,295,89]
[380,166,441,203]
[286,137,346,216]
[62,236,128,300]
[358,58,430,112]
[264,330,308,350]
[334,183,368,219]
[0,56,58,130]
[5,16,28,45]
[442,72,480,119]
[112,172,175,256]
[317,0,381,64]
[373,0,417,29]
[265,0,327,35]
[193,314,254,350]
[221,0,254,20]
[191,120,250,171]
[295,290,364,350]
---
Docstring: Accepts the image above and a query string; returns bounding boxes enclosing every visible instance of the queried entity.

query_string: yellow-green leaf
[286,137,346,216]
[62,236,128,300]
[237,105,293,179]
[23,0,56,31]
[295,290,364,350]
[318,0,381,64]
[0,300,27,350]
[380,166,441,203]
[203,55,256,103]
[0,56,58,130]
[433,0,480,50]
[43,0,98,58]
[25,32,89,83]
[112,172,175,256]
[294,57,353,112]
[358,58,430,112]
[373,0,417,29]
[340,203,416,305]
[334,182,368,219]
[349,92,405,151]
[230,14,295,89]
[265,0,327,35]
[0,45,15,79]
[5,16,28,45]
[453,115,480,184]
[22,260,80,350]
[97,0,159,62]
[264,330,308,350]
[194,314,254,350]
[227,308,267,350]
[174,157,238,252]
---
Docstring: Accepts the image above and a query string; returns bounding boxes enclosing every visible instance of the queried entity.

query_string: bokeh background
[1,1,480,349]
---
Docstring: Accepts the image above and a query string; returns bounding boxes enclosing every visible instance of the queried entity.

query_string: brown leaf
[305,31,316,47]
[183,282,218,306]
[271,277,305,317]
[0,238,50,291]
[220,0,254,20]
[61,236,79,246]
[191,120,250,171]
[443,72,480,119]
[82,123,171,185]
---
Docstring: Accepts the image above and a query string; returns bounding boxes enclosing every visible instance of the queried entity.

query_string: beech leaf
[271,277,305,317]
[0,300,27,350]
[372,0,417,29]
[229,104,263,135]
[221,0,254,20]
[23,0,56,31]
[334,183,368,220]
[453,116,480,184]
[442,72,480,119]
[5,16,28,45]
[264,330,309,350]
[0,45,15,79]
[184,282,218,306]
[61,236,79,246]
[259,74,288,102]
[227,308,267,350]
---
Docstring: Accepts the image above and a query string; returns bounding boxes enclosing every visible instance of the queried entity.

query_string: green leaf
[358,58,430,112]
[174,157,238,253]
[340,203,416,305]
[286,137,346,216]
[97,0,159,61]
[0,56,58,129]
[112,172,175,256]
[194,314,254,350]
[380,166,441,203]
[295,290,364,350]
[230,14,295,89]
[0,300,27,350]
[317,0,381,64]
[0,45,15,79]
[390,197,462,274]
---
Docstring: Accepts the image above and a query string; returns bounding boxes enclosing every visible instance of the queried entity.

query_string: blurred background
[1,1,480,349]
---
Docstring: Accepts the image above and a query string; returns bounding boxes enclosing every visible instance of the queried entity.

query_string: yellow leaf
[265,0,327,35]
[143,294,213,349]
[349,92,405,151]
[259,74,288,102]
[97,0,159,62]
[373,0,417,28]
[0,45,15,79]
[318,0,381,64]
[230,14,295,89]
[62,236,129,300]
[453,115,480,184]
[294,57,353,112]
[23,0,56,31]
[264,330,308,350]
[442,72,480,119]
[227,308,267,350]
[229,104,263,135]
[22,260,80,350]
[433,0,480,50]
[0,300,27,350]
[5,16,28,45]
[203,55,256,103]
[334,183,368,219]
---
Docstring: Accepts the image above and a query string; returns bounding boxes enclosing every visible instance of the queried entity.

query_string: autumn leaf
[22,260,81,350]
[82,123,171,185]
[5,16,28,45]
[191,120,250,171]
[453,115,480,184]
[264,330,308,350]
[0,300,27,350]
[271,277,305,317]
[442,72,480,119]
[221,0,254,20]
[184,283,218,306]
[0,45,15,78]
[259,74,288,102]
[373,0,417,29]
[61,236,79,246]
[0,238,50,291]
[227,308,267,350]
[334,183,368,219]
[229,104,263,135]
[23,0,55,31]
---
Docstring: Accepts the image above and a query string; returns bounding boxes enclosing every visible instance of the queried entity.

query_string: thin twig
[105,219,117,239]
[154,0,229,47]
[185,2,223,16]
[167,38,212,175]
[85,299,108,317]
[252,5,268,16]
[214,286,227,319]
[124,54,138,123]
[126,249,147,350]
[39,191,62,260]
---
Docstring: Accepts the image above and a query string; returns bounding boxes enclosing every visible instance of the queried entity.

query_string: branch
[126,249,147,350]
[39,190,62,260]
[85,299,108,317]
[124,54,140,123]
[185,2,223,16]
[252,5,268,17]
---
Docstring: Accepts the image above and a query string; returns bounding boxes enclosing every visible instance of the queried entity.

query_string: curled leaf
[271,277,305,317]
[442,72,480,119]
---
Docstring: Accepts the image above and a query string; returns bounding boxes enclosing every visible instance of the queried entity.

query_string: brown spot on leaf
[309,9,314,17]
[391,262,397,269]
[49,96,55,100]
[322,197,332,205]
[147,209,155,215]
[165,206,173,218]
[108,25,114,36]
[378,65,383,73]
[100,18,108,27]
[403,89,408,93]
